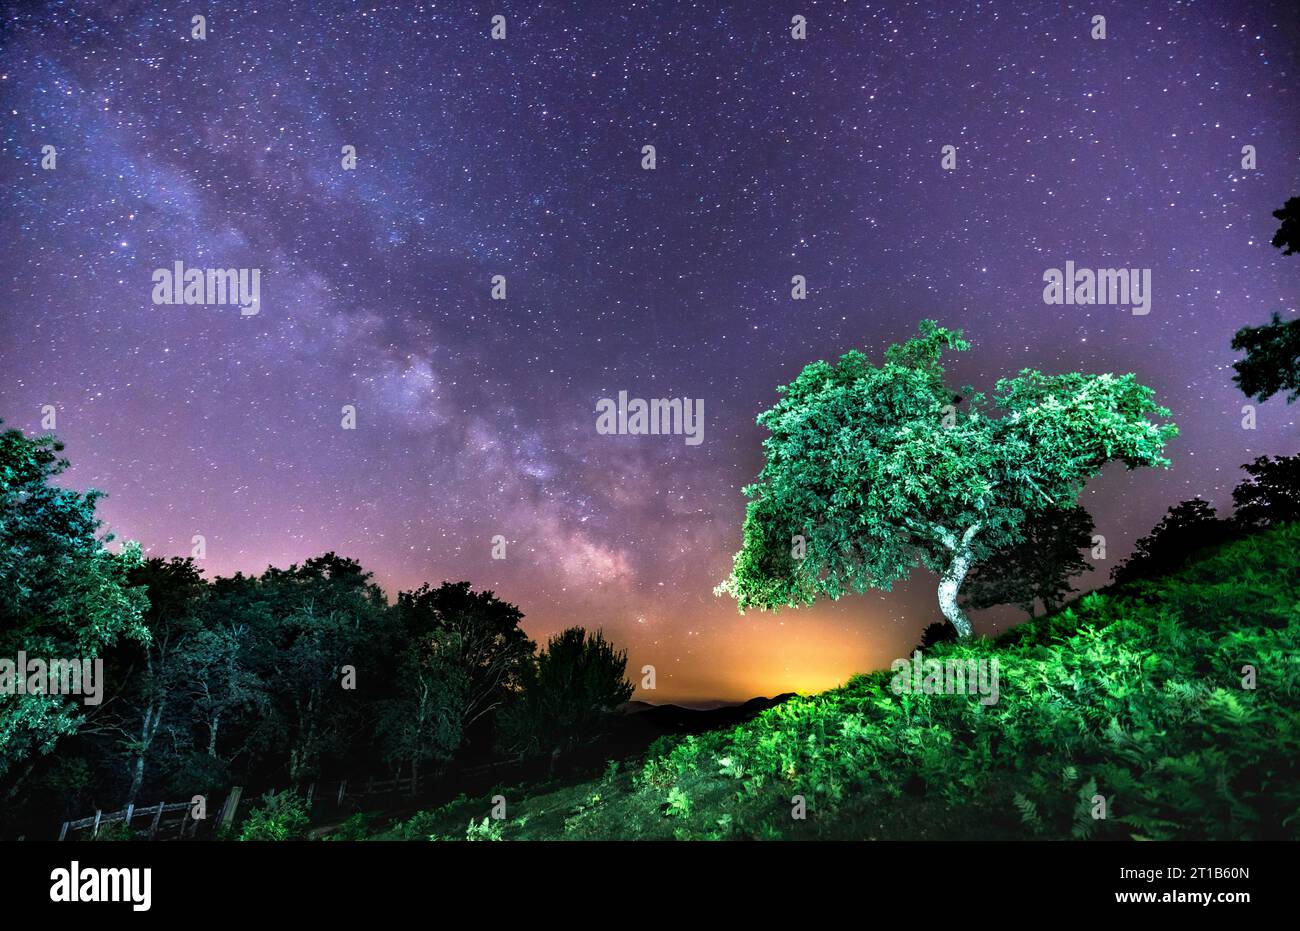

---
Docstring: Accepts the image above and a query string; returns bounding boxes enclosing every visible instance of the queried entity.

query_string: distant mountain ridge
[616,693,798,735]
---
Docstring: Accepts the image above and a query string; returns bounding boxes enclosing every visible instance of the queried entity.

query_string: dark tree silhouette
[393,581,534,738]
[1230,199,1300,404]
[1232,454,1300,528]
[496,627,633,768]
[1232,312,1300,404]
[962,505,1096,618]
[912,621,958,654]
[1112,498,1232,585]
[1272,196,1300,256]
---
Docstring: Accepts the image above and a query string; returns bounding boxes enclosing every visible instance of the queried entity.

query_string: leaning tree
[715,320,1177,637]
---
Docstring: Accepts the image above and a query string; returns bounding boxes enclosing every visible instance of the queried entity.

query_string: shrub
[238,790,310,841]
[465,816,505,841]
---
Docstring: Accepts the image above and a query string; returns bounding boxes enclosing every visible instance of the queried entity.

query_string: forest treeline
[0,421,633,837]
[3,199,1298,839]
[5,409,1296,839]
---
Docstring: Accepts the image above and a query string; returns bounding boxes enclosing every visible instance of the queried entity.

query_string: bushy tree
[168,621,267,792]
[497,627,633,763]
[392,582,533,743]
[375,627,467,786]
[1111,498,1231,585]
[1231,453,1300,528]
[238,789,310,841]
[716,321,1176,637]
[252,554,387,786]
[912,621,957,654]
[0,423,148,793]
[1231,312,1300,404]
[962,505,1096,617]
[108,557,206,804]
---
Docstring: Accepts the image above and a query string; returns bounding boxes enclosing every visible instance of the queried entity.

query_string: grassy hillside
[346,522,1300,841]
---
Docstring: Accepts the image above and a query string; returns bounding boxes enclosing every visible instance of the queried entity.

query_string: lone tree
[716,321,1177,637]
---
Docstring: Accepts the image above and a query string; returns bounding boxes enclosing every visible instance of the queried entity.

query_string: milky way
[2,2,1297,703]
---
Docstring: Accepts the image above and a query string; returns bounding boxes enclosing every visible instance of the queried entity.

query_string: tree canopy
[962,505,1096,618]
[717,320,1177,636]
[1231,454,1300,529]
[0,422,149,789]
[1231,312,1300,405]
[497,627,633,764]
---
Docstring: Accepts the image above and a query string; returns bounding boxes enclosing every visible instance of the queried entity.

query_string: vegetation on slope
[351,522,1299,841]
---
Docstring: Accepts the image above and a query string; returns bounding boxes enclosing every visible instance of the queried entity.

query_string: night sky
[2,2,1297,704]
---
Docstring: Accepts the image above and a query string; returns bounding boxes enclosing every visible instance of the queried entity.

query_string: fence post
[306,782,315,805]
[149,802,163,839]
[219,786,242,834]
[336,780,347,805]
[58,822,69,842]
[91,810,102,838]
[124,802,135,827]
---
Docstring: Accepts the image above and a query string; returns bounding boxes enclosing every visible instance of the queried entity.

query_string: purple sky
[2,1,1297,702]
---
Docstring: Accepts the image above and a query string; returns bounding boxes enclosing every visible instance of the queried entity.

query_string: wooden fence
[59,789,242,841]
[57,771,433,840]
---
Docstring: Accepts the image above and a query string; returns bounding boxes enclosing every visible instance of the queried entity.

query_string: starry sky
[2,1,1298,704]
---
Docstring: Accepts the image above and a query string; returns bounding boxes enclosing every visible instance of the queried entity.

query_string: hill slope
[357,523,1299,841]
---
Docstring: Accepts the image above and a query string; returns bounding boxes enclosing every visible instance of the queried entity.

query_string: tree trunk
[937,544,976,638]
[127,701,163,805]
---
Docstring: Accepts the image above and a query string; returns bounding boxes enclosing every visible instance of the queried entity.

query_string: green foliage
[254,554,389,785]
[963,505,1095,616]
[497,627,634,759]
[1231,312,1300,404]
[89,820,136,841]
[336,521,1297,842]
[665,786,693,818]
[0,422,149,785]
[382,582,533,774]
[465,816,506,841]
[238,790,311,841]
[716,321,1176,636]
[325,812,372,841]
[634,523,1296,839]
